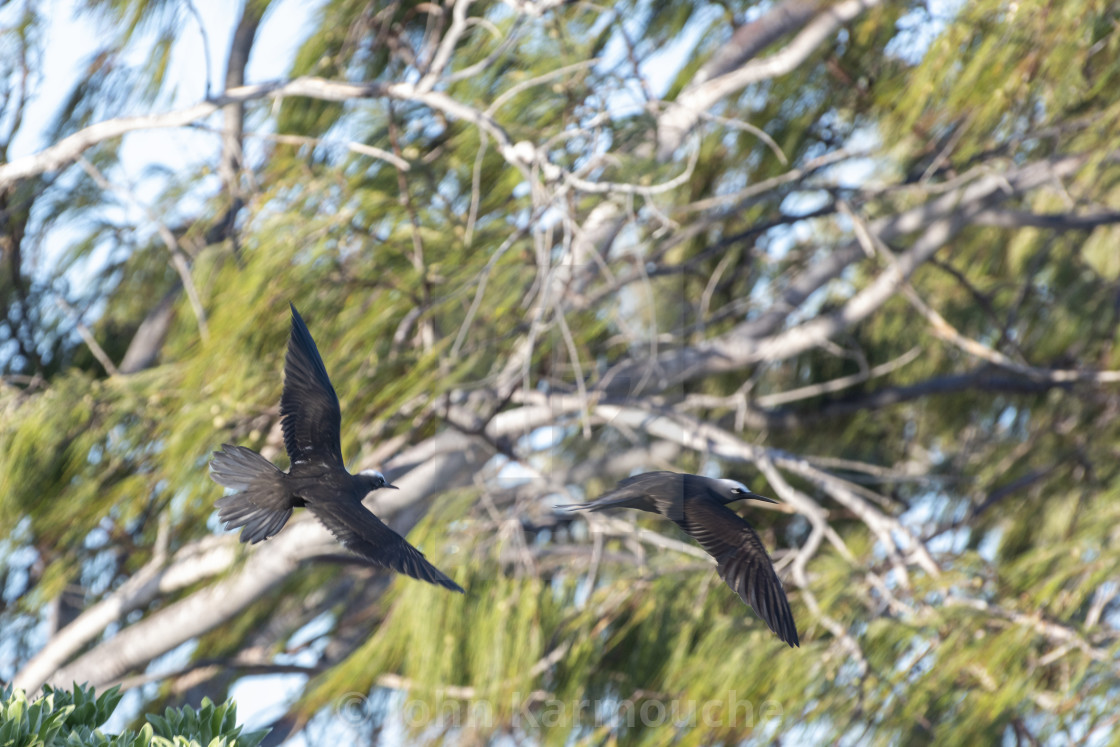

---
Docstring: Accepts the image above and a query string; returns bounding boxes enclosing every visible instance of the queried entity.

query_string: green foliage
[886,0,1120,166]
[0,684,265,747]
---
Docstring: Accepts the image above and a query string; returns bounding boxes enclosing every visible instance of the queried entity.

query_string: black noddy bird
[208,303,462,593]
[559,472,798,646]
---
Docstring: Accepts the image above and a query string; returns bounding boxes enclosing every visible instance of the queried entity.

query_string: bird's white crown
[359,469,387,481]
[717,478,751,493]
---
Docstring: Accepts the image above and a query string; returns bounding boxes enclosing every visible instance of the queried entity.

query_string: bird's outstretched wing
[681,496,799,647]
[557,471,686,521]
[281,303,344,467]
[306,499,464,592]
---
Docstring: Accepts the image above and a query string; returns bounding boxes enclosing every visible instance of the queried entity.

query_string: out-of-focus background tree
[3,0,1120,743]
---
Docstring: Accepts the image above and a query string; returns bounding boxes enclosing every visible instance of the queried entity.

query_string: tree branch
[658,0,884,157]
[603,154,1091,395]
[13,534,237,692]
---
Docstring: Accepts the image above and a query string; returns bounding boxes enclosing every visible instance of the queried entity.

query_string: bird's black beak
[746,492,779,504]
[385,483,399,490]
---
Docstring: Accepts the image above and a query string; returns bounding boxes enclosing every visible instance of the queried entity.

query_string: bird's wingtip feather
[555,502,589,512]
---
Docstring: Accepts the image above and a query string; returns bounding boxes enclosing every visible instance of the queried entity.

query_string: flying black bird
[559,472,798,646]
[208,303,462,592]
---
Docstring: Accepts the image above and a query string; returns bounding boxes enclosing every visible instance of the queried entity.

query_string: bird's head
[716,478,777,505]
[358,469,398,494]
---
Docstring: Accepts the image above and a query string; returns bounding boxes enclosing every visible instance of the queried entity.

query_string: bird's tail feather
[210,444,292,544]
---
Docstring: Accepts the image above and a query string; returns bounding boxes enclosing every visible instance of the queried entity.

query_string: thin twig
[56,299,120,376]
[417,0,474,92]
[76,157,209,341]
[754,346,922,407]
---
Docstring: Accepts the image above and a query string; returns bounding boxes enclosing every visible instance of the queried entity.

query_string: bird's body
[560,472,798,647]
[209,303,462,593]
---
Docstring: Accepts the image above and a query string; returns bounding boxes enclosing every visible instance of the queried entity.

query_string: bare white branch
[658,0,885,157]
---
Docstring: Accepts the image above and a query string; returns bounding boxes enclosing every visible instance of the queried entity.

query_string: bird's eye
[732,487,745,494]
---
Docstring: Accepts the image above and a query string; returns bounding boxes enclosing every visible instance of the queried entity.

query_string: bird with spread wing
[209,303,462,592]
[560,472,798,646]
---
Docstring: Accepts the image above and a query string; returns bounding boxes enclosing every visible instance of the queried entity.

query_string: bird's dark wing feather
[281,304,344,467]
[558,472,685,521]
[306,498,463,592]
[681,496,799,647]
